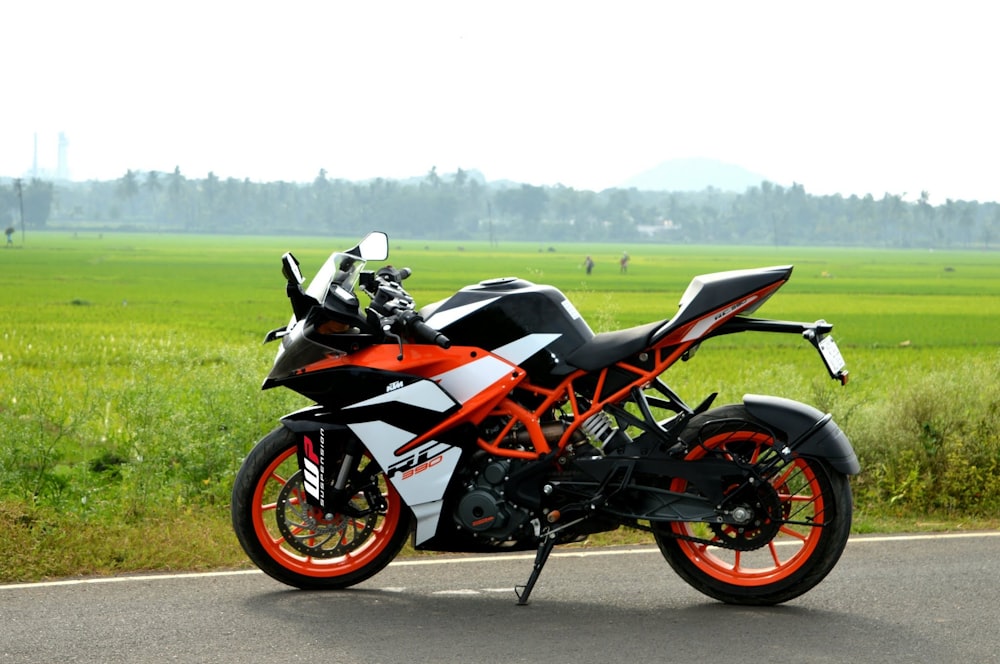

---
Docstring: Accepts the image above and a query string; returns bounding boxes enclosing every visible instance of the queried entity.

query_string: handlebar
[376,265,411,283]
[399,310,452,349]
[366,267,451,349]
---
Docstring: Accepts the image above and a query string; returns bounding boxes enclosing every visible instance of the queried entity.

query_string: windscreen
[304,251,367,302]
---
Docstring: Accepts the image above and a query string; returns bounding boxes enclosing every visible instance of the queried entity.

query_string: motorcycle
[231,231,859,605]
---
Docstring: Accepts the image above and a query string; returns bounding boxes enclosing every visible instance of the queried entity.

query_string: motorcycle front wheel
[653,405,853,605]
[231,426,412,590]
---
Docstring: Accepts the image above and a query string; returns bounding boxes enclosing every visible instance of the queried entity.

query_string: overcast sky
[3,1,997,203]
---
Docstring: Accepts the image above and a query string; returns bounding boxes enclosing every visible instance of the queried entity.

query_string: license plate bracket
[817,335,848,384]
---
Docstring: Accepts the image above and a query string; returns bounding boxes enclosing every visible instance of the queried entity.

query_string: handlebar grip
[376,265,412,283]
[408,316,451,349]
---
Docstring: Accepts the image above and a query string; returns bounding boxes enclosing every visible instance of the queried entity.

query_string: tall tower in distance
[57,132,70,180]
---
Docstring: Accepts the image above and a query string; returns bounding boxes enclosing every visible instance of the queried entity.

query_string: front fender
[278,405,342,433]
[743,394,860,475]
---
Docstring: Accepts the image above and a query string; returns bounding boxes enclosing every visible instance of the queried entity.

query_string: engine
[454,458,533,541]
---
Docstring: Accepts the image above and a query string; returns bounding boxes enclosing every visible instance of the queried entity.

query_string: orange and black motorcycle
[231,232,858,605]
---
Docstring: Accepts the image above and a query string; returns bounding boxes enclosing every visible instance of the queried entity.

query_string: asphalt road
[2,532,998,663]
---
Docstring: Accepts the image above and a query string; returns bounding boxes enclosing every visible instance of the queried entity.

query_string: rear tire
[231,426,412,589]
[653,405,853,605]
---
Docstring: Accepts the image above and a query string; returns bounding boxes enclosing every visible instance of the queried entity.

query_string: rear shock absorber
[580,411,632,453]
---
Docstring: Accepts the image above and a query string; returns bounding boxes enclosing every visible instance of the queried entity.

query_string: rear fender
[743,394,860,475]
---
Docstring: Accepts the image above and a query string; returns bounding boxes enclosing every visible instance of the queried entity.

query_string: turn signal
[318,320,351,334]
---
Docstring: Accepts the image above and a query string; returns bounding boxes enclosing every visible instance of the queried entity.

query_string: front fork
[325,438,361,510]
[294,431,386,518]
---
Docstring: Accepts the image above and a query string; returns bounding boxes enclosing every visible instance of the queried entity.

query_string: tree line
[2,167,998,248]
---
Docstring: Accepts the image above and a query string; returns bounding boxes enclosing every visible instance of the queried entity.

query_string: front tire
[654,405,853,605]
[231,426,412,589]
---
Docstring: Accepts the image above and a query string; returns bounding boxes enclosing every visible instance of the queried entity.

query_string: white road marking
[0,569,261,590]
[2,531,998,591]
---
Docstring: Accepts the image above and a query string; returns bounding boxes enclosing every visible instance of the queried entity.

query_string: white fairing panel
[680,295,758,342]
[433,355,513,403]
[343,379,458,412]
[347,420,462,544]
[423,297,500,330]
[491,333,561,365]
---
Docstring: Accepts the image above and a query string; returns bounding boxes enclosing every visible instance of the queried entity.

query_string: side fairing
[341,340,558,544]
[279,334,565,545]
[346,421,462,544]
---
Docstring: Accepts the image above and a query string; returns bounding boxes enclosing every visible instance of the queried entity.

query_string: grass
[1,231,998,582]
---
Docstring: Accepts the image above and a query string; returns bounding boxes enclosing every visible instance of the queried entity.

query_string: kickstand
[515,534,557,606]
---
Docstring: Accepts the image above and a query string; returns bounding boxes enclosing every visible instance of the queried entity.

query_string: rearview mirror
[352,232,389,261]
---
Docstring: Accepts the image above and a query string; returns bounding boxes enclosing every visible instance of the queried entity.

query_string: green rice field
[1,231,998,581]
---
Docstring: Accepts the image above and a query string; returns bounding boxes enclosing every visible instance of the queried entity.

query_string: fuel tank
[420,277,595,385]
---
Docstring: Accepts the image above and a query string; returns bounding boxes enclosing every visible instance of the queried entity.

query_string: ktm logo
[386,380,404,393]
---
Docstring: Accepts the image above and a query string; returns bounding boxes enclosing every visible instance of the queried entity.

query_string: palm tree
[167,167,188,228]
[117,170,140,218]
[144,171,163,224]
[917,190,935,248]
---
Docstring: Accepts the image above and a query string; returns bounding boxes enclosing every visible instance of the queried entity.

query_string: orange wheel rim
[251,446,402,578]
[669,431,826,587]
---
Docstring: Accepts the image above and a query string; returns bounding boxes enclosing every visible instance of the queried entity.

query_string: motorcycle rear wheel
[231,426,412,590]
[653,405,852,605]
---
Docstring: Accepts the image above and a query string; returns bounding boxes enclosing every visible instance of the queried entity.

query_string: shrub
[849,355,1000,516]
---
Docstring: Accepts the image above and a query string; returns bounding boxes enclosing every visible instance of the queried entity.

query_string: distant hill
[620,158,770,193]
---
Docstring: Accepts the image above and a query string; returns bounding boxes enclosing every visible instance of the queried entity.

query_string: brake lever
[383,325,405,361]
